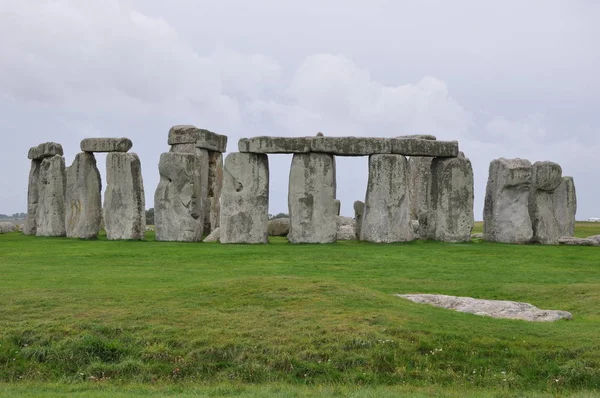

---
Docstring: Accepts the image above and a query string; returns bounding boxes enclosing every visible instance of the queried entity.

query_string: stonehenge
[483,158,577,245]
[21,131,582,247]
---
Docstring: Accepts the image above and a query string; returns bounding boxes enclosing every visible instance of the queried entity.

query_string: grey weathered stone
[220,153,269,243]
[169,143,197,154]
[80,138,133,153]
[587,235,600,245]
[23,160,42,235]
[354,201,364,238]
[471,233,484,239]
[390,138,458,157]
[103,153,146,240]
[36,155,66,237]
[168,125,227,152]
[410,220,420,236]
[238,136,311,154]
[360,154,413,243]
[427,152,474,242]
[337,216,356,228]
[65,153,102,239]
[554,177,577,237]
[558,237,599,246]
[203,227,220,242]
[397,294,572,322]
[333,199,341,216]
[0,222,17,234]
[311,136,391,156]
[397,134,437,140]
[529,161,563,245]
[268,218,290,236]
[28,142,63,160]
[408,156,433,221]
[337,225,357,241]
[204,151,223,233]
[483,158,533,244]
[288,153,337,243]
[154,152,205,242]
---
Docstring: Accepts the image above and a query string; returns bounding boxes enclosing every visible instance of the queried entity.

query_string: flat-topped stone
[391,138,458,157]
[311,136,391,156]
[238,137,311,154]
[397,134,436,140]
[558,237,599,246]
[28,142,63,160]
[81,137,133,153]
[168,125,227,152]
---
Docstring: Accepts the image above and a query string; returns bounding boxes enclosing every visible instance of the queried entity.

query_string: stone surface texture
[397,294,572,322]
[239,137,311,154]
[337,225,357,240]
[268,218,290,236]
[311,136,391,156]
[427,153,474,242]
[220,153,269,243]
[558,237,599,246]
[529,161,563,244]
[203,227,220,242]
[408,156,434,221]
[154,152,205,242]
[333,199,341,216]
[391,138,458,157]
[0,222,17,233]
[103,153,146,240]
[354,201,364,238]
[587,235,600,244]
[483,158,534,243]
[24,160,42,235]
[360,154,413,243]
[65,153,102,239]
[204,151,223,233]
[80,138,133,153]
[554,177,577,237]
[288,153,337,243]
[168,125,227,152]
[36,155,66,237]
[28,142,63,160]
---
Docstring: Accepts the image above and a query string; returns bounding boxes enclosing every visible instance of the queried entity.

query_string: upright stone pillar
[483,158,533,243]
[554,177,577,237]
[103,153,145,240]
[427,152,474,242]
[24,142,64,235]
[220,152,269,244]
[288,153,337,244]
[360,154,413,243]
[36,155,67,237]
[529,161,563,244]
[407,135,437,221]
[154,153,205,242]
[205,151,223,233]
[65,152,102,239]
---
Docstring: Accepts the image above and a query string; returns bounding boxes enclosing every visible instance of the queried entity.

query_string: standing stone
[220,153,269,244]
[427,152,474,242]
[483,158,533,243]
[27,142,64,160]
[154,153,205,242]
[529,161,563,244]
[23,160,42,235]
[353,201,364,238]
[103,153,145,240]
[65,153,102,239]
[408,156,434,221]
[288,153,337,244]
[36,155,66,237]
[204,151,223,233]
[360,154,413,243]
[333,199,341,216]
[554,177,577,237]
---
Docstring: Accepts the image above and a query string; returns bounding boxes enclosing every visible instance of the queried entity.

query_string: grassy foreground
[1,223,600,397]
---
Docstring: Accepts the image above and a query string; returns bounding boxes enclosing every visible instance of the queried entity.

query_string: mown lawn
[1,223,599,397]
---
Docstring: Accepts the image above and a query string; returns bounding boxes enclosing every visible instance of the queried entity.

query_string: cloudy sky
[1,0,598,219]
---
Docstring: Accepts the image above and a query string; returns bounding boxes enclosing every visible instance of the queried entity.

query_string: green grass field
[1,223,600,397]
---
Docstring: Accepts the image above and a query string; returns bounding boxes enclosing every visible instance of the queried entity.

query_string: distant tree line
[0,213,26,219]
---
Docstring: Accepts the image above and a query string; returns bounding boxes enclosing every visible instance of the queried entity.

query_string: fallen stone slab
[65,152,102,239]
[337,224,357,240]
[471,233,484,239]
[587,235,600,244]
[80,137,133,153]
[483,158,534,244]
[28,142,63,160]
[0,222,17,234]
[238,136,312,154]
[168,125,228,152]
[397,294,572,322]
[311,136,391,156]
[203,227,220,242]
[391,138,458,157]
[558,237,599,246]
[268,218,290,236]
